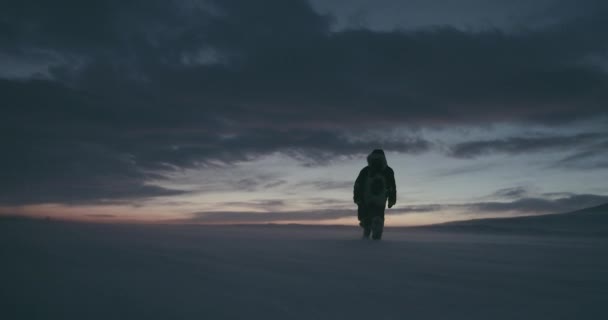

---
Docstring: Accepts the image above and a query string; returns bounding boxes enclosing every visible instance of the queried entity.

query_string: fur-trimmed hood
[367,149,387,169]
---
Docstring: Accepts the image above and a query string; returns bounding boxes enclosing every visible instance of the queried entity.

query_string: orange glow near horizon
[2,204,367,225]
[0,203,524,226]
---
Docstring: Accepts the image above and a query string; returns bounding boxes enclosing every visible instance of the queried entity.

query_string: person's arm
[386,167,397,208]
[353,167,367,204]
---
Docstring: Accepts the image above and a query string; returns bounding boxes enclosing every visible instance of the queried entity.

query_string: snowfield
[1,219,607,319]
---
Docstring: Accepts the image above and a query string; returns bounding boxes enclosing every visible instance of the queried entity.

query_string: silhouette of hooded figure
[353,149,397,239]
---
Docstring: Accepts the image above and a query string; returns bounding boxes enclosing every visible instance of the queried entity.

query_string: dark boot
[371,217,384,240]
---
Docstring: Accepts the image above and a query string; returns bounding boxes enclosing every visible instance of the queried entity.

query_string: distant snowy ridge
[415,203,608,236]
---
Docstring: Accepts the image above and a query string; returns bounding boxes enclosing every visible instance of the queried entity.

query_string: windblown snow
[1,216,606,319]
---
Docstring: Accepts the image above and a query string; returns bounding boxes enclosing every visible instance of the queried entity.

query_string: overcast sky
[1,0,607,225]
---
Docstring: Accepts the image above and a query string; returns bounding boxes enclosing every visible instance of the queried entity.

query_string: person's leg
[370,205,385,240]
[359,204,372,239]
[371,217,384,240]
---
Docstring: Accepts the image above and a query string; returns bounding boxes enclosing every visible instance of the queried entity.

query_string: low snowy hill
[418,203,608,236]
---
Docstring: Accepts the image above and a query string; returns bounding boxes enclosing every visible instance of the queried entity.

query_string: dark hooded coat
[353,149,397,208]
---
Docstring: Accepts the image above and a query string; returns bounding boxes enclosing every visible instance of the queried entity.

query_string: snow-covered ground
[1,219,606,319]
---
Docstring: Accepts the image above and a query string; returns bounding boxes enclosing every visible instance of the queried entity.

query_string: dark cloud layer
[448,133,606,158]
[2,0,608,204]
[554,140,608,169]
[491,187,530,199]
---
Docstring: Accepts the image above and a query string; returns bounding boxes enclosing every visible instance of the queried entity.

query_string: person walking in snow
[353,149,397,240]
